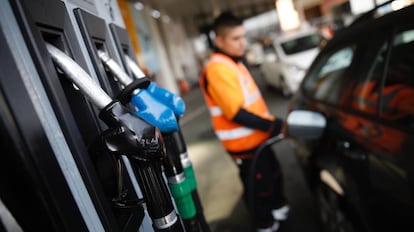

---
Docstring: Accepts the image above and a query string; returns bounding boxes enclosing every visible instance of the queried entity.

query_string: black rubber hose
[248,134,285,223]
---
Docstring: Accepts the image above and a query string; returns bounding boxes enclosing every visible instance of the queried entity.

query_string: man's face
[215,25,246,57]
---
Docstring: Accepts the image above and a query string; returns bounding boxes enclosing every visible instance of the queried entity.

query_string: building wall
[320,0,349,15]
[159,19,200,85]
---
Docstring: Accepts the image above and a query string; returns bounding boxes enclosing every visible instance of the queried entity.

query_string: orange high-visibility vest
[200,53,274,153]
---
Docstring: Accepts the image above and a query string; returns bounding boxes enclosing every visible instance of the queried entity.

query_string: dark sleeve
[233,108,282,133]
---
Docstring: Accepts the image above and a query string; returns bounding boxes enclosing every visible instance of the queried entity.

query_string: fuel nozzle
[97,50,179,133]
[124,55,186,117]
[46,43,166,161]
[146,82,186,118]
[98,101,166,161]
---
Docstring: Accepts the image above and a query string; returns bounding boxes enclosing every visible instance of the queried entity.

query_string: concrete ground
[179,67,322,232]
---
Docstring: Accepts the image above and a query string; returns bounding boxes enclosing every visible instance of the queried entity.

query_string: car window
[350,42,388,116]
[380,28,414,129]
[319,48,353,76]
[280,33,320,55]
[303,45,355,104]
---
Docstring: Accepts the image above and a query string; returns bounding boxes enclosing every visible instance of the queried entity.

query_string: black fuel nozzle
[99,101,166,161]
[96,50,152,105]
[116,78,151,105]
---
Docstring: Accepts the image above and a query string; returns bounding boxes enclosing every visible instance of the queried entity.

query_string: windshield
[280,33,320,55]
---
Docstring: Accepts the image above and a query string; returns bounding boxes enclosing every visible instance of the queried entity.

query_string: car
[260,27,321,97]
[285,2,414,232]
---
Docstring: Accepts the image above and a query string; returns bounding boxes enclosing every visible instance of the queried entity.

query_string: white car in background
[260,28,321,96]
[246,42,265,67]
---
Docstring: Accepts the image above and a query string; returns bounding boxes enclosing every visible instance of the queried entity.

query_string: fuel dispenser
[70,6,209,231]
[1,0,208,231]
[109,23,137,78]
[69,6,196,231]
[72,8,124,98]
[67,6,155,231]
[0,0,109,230]
[111,30,210,231]
[108,28,210,230]
[0,0,181,231]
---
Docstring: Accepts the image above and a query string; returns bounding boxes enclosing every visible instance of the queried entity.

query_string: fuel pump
[124,56,210,232]
[97,50,204,231]
[46,43,185,232]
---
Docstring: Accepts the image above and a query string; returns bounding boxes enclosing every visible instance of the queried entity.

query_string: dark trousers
[235,146,286,228]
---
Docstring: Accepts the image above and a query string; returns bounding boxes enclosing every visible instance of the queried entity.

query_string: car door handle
[338,141,367,160]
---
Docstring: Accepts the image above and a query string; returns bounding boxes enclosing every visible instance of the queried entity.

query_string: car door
[357,24,414,230]
[294,5,414,232]
[341,22,414,231]
[298,24,395,231]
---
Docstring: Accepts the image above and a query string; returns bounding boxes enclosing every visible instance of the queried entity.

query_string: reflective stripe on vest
[216,127,255,140]
[210,105,271,117]
[209,106,222,116]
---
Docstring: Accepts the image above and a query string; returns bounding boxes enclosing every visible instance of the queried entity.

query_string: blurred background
[117,0,397,96]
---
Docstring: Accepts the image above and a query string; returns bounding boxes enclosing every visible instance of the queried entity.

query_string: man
[199,12,289,232]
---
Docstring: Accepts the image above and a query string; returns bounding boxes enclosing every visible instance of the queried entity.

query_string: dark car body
[288,3,414,232]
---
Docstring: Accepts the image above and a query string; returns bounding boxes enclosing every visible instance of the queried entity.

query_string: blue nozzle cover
[147,82,186,117]
[131,90,178,133]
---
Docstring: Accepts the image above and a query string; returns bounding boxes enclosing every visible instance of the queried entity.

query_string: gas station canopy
[132,0,276,28]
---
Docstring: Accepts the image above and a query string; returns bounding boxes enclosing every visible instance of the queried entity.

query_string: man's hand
[268,118,284,137]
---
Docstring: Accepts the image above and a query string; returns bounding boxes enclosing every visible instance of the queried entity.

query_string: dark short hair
[212,11,243,36]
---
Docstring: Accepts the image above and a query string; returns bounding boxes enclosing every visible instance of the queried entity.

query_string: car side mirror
[286,110,326,139]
